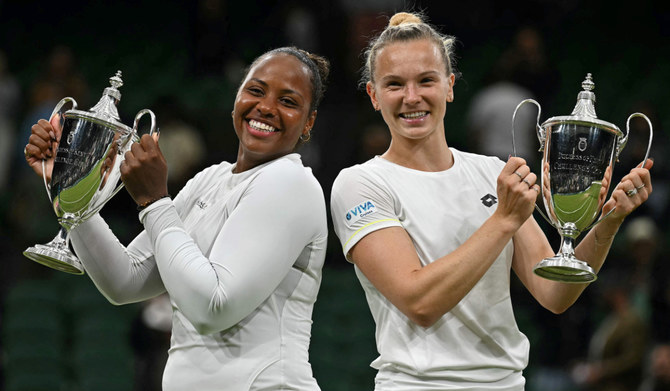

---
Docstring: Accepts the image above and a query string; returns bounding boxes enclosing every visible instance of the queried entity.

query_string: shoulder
[180,161,233,192]
[332,159,386,192]
[253,155,325,203]
[453,148,504,165]
[331,159,396,215]
[258,154,320,187]
[453,148,505,173]
[254,156,327,231]
[260,154,308,175]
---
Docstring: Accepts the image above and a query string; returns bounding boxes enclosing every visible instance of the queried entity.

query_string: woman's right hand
[24,116,61,183]
[494,157,540,229]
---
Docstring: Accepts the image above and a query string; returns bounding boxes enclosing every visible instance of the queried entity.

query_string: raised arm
[141,164,325,334]
[346,157,539,327]
[70,216,166,304]
[25,117,166,304]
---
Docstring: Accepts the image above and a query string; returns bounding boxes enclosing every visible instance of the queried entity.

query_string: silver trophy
[512,73,652,283]
[23,71,157,275]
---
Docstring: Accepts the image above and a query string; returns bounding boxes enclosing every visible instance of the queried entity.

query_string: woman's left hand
[601,159,653,222]
[120,133,169,207]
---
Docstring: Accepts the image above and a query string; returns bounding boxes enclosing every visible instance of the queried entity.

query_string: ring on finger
[514,171,523,179]
[626,188,638,197]
[23,146,30,158]
[522,178,532,187]
[635,184,645,190]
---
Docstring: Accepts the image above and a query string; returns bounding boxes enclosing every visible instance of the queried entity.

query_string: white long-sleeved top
[71,153,327,391]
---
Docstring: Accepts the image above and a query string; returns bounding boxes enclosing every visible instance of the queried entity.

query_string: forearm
[421,216,516,310]
[574,216,623,274]
[70,214,165,304]
[141,193,314,335]
[139,199,233,333]
[363,214,518,327]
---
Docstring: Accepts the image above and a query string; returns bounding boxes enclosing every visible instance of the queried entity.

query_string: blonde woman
[330,12,652,390]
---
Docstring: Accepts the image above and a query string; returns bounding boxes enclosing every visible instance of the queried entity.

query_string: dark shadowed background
[1,1,669,390]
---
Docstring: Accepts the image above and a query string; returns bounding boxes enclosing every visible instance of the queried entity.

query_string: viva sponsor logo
[346,200,376,224]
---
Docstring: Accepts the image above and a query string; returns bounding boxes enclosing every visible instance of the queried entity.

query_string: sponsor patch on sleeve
[344,200,377,227]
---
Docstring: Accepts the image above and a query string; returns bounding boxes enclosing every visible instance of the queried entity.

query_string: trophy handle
[624,112,653,167]
[133,109,159,137]
[616,117,630,162]
[512,98,543,156]
[42,97,78,203]
[50,96,78,122]
[582,113,654,232]
[512,99,554,224]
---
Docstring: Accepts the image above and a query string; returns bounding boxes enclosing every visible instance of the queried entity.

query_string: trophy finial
[571,73,597,118]
[89,70,124,121]
[581,73,595,92]
[109,70,123,90]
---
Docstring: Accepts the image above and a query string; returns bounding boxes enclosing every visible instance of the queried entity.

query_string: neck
[234,147,290,174]
[382,136,453,172]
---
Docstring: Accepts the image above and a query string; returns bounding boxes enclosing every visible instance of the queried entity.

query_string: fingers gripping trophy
[512,73,653,283]
[23,71,158,275]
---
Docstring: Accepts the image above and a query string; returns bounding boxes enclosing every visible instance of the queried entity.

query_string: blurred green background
[2,1,669,390]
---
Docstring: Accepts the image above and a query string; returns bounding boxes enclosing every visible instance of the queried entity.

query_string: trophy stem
[23,227,84,275]
[533,234,597,283]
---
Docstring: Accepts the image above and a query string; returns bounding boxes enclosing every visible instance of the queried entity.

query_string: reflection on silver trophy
[512,73,652,283]
[23,71,158,275]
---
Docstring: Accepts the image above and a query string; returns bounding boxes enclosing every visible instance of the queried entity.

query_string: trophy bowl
[512,73,652,283]
[23,71,157,275]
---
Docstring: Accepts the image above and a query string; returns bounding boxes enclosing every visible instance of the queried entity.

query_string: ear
[366,82,379,111]
[303,110,317,136]
[446,73,455,102]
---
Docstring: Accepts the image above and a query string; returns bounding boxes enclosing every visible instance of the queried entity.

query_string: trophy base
[533,256,597,283]
[23,244,85,275]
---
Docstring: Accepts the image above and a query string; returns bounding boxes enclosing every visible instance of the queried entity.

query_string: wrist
[487,212,520,238]
[593,220,621,246]
[137,194,171,211]
[490,211,524,234]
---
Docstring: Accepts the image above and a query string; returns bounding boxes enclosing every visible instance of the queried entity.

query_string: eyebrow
[379,70,441,82]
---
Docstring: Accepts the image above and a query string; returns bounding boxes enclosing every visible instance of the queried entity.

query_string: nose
[256,96,277,117]
[403,83,421,105]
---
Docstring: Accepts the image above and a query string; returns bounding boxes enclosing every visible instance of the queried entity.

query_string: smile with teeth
[400,111,428,119]
[248,119,278,133]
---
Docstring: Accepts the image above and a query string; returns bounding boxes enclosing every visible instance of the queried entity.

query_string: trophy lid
[542,73,622,136]
[63,70,132,132]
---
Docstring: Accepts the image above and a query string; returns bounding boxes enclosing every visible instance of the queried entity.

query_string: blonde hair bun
[388,12,422,27]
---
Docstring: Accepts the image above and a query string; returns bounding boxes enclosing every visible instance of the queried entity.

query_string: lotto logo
[481,194,497,207]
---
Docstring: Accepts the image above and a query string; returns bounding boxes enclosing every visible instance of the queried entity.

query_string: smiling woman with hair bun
[330,10,653,390]
[25,46,330,390]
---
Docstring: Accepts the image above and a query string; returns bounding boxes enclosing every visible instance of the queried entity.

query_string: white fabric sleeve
[141,169,322,335]
[70,213,166,305]
[330,167,401,260]
[69,163,207,305]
